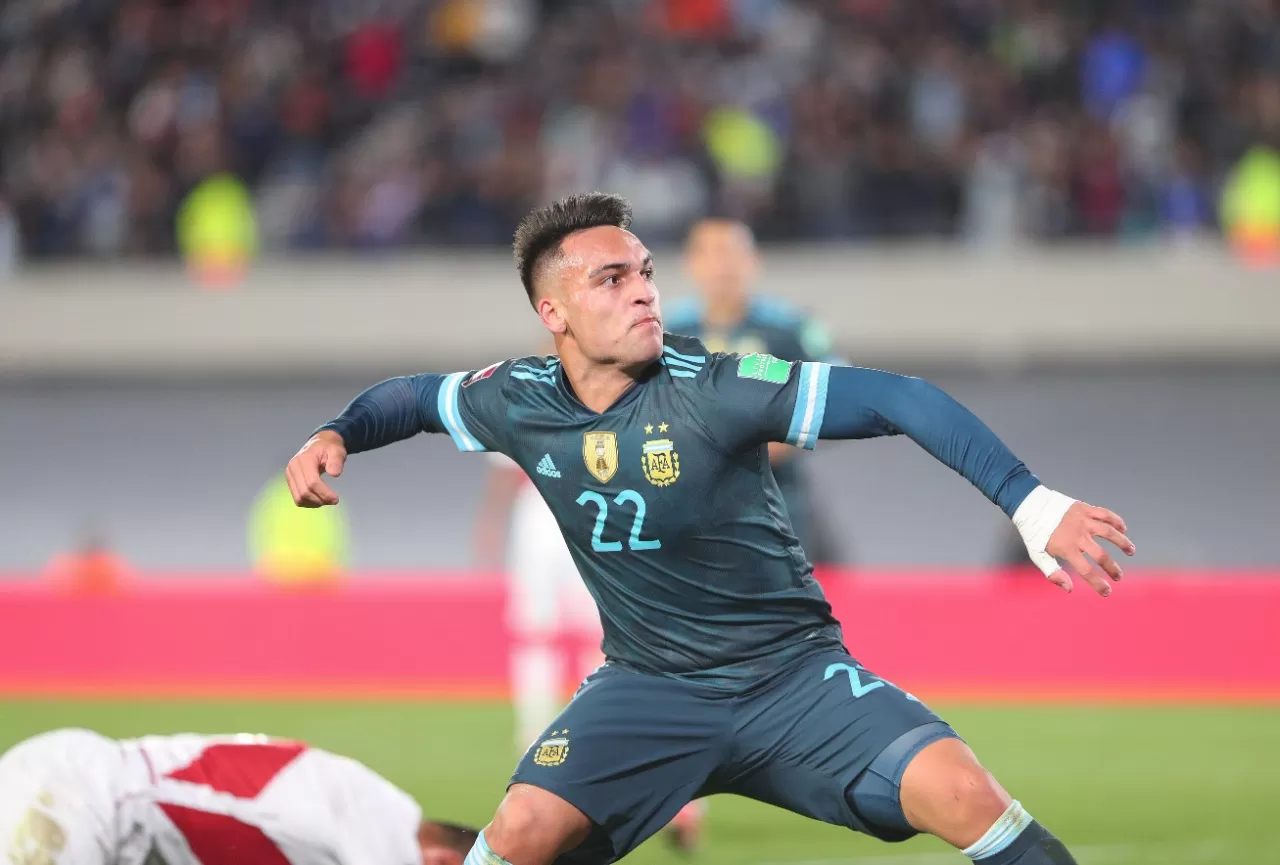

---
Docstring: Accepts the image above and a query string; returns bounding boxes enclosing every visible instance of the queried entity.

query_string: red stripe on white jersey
[159,803,293,865]
[165,742,306,799]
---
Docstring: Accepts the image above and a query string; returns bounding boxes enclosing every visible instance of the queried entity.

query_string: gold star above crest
[658,422,669,433]
[644,424,654,435]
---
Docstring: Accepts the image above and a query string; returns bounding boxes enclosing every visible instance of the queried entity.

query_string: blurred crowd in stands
[1,0,1279,265]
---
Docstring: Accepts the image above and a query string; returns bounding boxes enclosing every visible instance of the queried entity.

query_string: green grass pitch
[1,700,1276,864]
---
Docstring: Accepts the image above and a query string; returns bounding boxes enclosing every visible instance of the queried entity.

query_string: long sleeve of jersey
[819,366,1041,517]
[315,373,445,454]
[317,363,514,454]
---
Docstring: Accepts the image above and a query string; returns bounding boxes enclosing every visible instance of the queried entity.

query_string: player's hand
[286,430,347,508]
[1043,502,1135,597]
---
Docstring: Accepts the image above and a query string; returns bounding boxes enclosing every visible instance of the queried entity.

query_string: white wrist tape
[1012,485,1077,577]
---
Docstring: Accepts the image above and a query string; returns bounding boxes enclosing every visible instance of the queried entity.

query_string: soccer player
[476,404,704,853]
[475,450,604,755]
[665,218,843,560]
[0,728,478,865]
[287,193,1135,865]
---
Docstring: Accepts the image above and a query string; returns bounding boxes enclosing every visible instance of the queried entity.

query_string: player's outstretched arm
[819,366,1135,596]
[287,373,445,507]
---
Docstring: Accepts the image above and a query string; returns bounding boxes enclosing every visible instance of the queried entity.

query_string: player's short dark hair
[513,192,633,303]
[422,820,480,854]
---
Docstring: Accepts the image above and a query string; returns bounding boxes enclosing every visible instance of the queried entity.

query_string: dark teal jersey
[441,334,842,686]
[663,296,839,492]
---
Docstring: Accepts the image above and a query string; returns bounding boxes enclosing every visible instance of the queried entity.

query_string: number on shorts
[824,662,886,698]
[6,805,67,865]
[576,489,662,552]
[825,663,920,702]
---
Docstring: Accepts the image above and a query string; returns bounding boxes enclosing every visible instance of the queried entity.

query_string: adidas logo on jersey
[536,454,561,478]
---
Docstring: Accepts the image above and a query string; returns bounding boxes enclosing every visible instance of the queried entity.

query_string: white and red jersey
[0,729,422,865]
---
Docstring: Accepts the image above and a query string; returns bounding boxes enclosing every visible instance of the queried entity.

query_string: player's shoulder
[458,354,559,394]
[660,333,714,376]
[659,333,751,390]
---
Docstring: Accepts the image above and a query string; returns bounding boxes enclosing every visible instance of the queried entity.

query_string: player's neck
[559,353,644,415]
[703,292,749,329]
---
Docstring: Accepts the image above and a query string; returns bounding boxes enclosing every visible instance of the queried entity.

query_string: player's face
[684,221,757,306]
[543,225,664,367]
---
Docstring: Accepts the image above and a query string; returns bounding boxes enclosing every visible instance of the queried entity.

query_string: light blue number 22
[576,489,662,552]
[825,663,920,702]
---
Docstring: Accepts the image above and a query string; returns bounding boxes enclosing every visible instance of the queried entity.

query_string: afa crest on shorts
[583,432,618,483]
[533,729,570,766]
[641,423,680,487]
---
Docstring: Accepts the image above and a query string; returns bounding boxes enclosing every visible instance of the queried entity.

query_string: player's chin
[626,322,664,361]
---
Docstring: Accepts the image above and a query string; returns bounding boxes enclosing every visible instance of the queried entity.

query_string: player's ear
[537,295,568,335]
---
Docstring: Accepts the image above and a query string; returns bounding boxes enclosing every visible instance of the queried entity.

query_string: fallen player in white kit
[0,728,479,865]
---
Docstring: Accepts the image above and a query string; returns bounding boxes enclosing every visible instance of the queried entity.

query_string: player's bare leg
[465,783,591,865]
[898,738,1076,864]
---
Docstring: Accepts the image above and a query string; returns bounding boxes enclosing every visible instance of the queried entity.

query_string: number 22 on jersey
[576,490,661,552]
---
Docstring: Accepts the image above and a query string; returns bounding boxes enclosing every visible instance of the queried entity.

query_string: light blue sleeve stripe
[661,353,703,371]
[437,372,487,452]
[805,362,831,449]
[513,363,555,376]
[510,371,555,384]
[662,345,707,364]
[785,362,814,446]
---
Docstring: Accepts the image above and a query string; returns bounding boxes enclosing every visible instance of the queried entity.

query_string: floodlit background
[1,2,1278,863]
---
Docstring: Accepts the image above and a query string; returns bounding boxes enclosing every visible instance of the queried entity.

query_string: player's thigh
[510,665,730,865]
[722,649,956,841]
[0,730,119,865]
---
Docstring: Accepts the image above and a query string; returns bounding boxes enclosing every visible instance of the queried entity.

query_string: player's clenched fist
[286,430,347,507]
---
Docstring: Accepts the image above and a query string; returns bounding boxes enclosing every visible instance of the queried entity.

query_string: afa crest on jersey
[583,432,618,483]
[533,730,570,767]
[641,431,680,487]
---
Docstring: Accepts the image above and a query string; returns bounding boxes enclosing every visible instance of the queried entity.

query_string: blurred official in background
[665,218,844,563]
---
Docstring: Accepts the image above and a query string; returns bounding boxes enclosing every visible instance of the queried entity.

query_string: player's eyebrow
[588,255,653,280]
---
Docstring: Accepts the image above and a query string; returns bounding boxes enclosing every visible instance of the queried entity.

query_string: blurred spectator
[1081,17,1147,122]
[43,523,128,595]
[177,172,258,286]
[248,474,349,588]
[0,194,19,277]
[4,0,1280,260]
[1220,143,1280,266]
